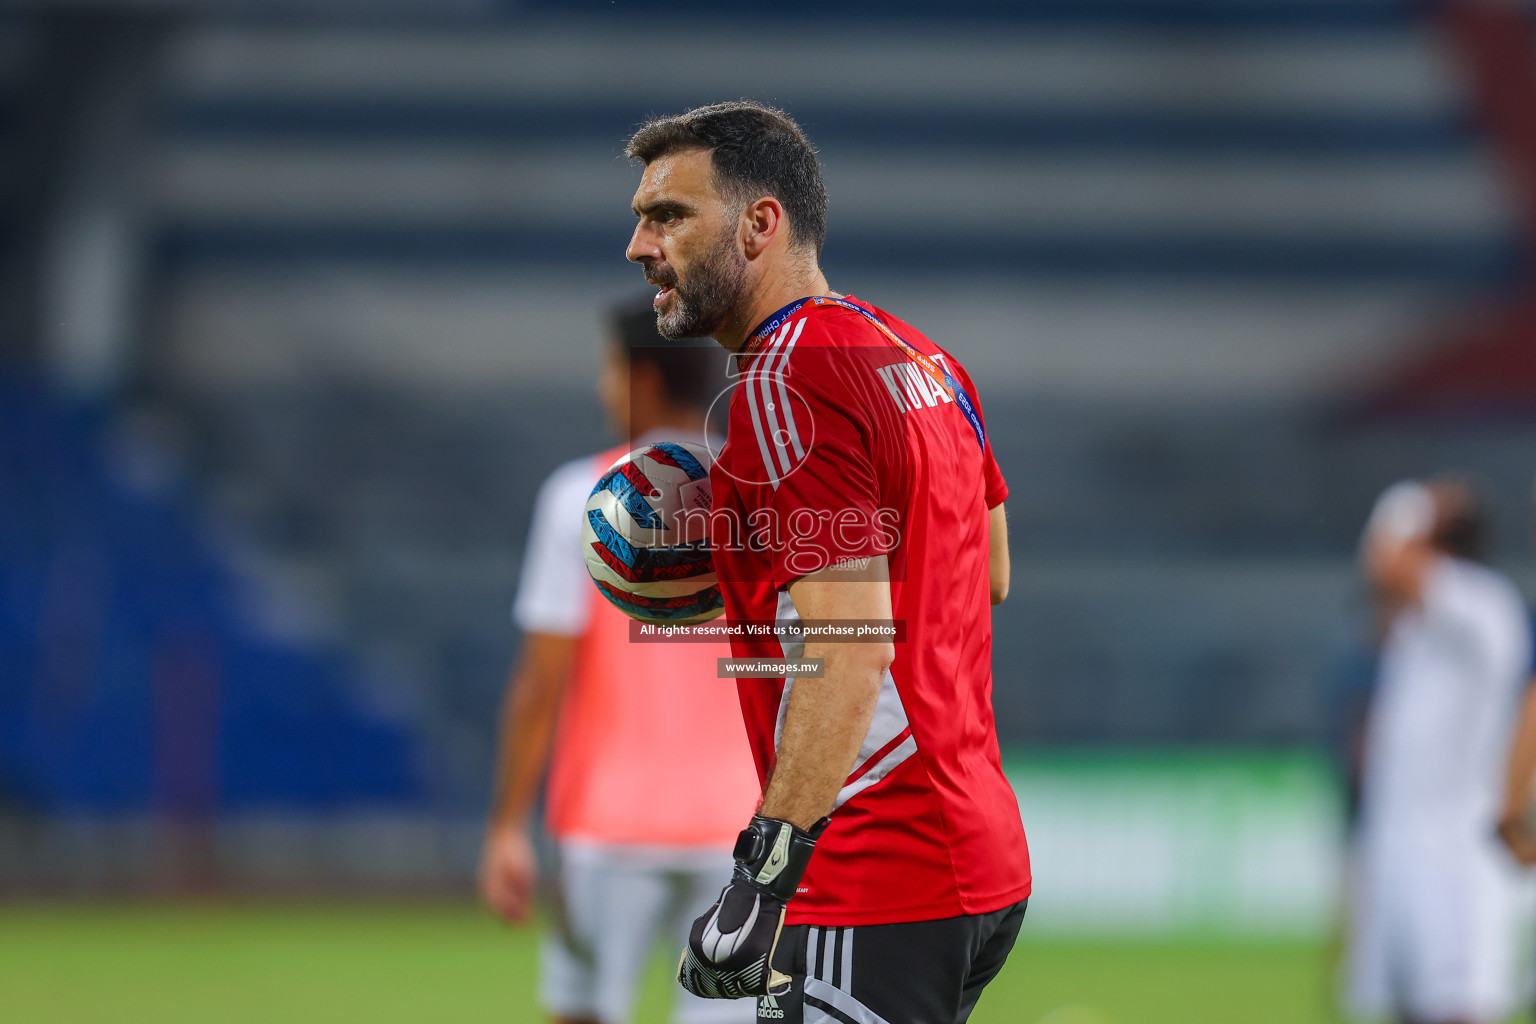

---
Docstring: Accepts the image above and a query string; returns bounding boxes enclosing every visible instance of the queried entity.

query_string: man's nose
[626,223,659,265]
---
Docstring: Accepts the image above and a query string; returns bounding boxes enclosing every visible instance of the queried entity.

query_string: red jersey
[709,295,1031,926]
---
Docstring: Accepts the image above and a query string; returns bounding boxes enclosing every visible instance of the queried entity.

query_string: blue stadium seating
[0,373,423,814]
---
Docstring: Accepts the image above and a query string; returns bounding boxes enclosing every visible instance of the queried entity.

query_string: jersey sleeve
[734,338,887,587]
[983,440,1008,509]
[948,353,1008,508]
[512,457,597,636]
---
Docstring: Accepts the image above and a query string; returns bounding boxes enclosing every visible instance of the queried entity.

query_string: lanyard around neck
[807,297,987,451]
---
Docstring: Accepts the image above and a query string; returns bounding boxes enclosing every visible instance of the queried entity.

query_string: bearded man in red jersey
[624,101,1029,1024]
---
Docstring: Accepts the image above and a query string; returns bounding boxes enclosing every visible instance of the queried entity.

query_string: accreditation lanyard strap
[808,296,986,451]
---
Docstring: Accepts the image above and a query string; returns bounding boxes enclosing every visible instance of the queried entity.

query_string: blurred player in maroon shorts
[623,101,1029,1024]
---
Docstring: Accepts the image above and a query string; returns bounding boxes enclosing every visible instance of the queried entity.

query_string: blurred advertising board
[1006,750,1342,939]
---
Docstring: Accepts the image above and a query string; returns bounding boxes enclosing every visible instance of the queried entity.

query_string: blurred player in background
[480,299,760,1024]
[625,101,1028,1024]
[1346,476,1531,1024]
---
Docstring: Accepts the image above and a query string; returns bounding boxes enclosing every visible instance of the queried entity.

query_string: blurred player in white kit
[1346,477,1532,1024]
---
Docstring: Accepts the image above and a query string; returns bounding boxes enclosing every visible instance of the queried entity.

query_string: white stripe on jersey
[760,324,796,475]
[755,329,788,476]
[745,320,808,490]
[745,325,789,489]
[772,319,807,462]
[836,729,918,808]
[772,591,916,810]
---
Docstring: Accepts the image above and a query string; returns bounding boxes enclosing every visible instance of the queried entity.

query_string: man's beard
[655,228,748,340]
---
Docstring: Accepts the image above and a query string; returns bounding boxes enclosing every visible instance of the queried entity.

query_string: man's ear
[741,197,784,259]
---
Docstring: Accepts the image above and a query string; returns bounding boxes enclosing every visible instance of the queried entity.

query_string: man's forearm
[759,642,892,829]
[488,633,575,829]
[760,563,895,829]
[989,502,1009,605]
[1502,683,1536,820]
[489,673,556,827]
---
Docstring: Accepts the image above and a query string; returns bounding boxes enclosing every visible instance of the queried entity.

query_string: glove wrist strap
[731,814,828,903]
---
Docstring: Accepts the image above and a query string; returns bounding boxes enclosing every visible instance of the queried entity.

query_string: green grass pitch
[8,902,1528,1024]
[0,902,1364,1024]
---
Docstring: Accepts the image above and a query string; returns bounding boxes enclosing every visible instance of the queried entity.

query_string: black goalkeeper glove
[677,814,828,1000]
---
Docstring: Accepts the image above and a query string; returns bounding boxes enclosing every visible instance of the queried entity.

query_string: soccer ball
[582,440,725,626]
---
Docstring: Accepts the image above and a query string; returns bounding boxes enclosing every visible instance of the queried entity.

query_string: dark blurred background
[2,0,1535,943]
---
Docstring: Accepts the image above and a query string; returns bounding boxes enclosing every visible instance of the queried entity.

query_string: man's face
[626,149,749,340]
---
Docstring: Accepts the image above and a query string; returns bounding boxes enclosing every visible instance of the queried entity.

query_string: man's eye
[655,210,678,224]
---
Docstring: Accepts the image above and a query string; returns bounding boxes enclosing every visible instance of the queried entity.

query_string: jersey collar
[740,297,814,359]
[738,294,864,363]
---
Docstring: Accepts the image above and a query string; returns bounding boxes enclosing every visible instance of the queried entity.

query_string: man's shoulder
[803,299,953,365]
[770,297,883,348]
[805,296,900,333]
[1442,557,1517,598]
[769,298,918,369]
[1435,558,1529,626]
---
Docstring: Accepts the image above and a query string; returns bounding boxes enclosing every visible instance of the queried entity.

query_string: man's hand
[1498,814,1536,866]
[678,815,826,999]
[481,632,574,924]
[678,877,789,999]
[479,820,537,923]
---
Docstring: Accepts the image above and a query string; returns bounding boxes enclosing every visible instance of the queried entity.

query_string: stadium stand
[3,0,1533,807]
[0,372,423,816]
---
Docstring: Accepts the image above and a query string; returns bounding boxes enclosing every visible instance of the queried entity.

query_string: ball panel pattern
[581,440,725,626]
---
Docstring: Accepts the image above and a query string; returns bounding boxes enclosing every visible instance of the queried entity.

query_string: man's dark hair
[1430,475,1490,563]
[626,100,828,256]
[610,297,716,410]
